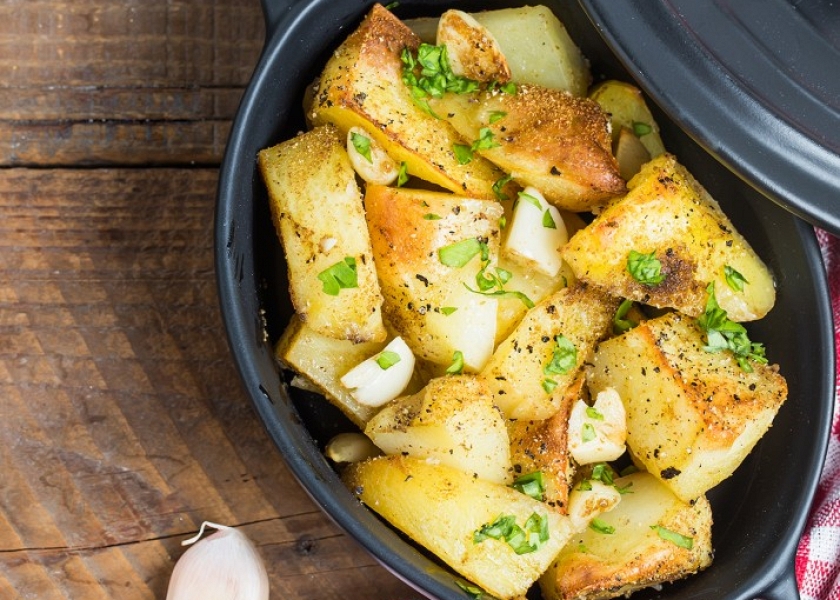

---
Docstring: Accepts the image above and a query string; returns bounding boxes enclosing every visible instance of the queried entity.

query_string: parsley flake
[446,350,465,375]
[589,518,615,535]
[375,350,401,370]
[317,257,358,295]
[696,282,767,372]
[724,265,748,292]
[350,132,373,162]
[544,334,577,377]
[651,525,693,549]
[613,298,639,334]
[512,472,545,501]
[627,250,665,286]
[439,238,482,268]
[492,174,513,201]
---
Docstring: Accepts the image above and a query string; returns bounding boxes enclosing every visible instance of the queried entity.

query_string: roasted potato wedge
[259,125,386,343]
[365,375,512,484]
[561,154,776,321]
[471,6,591,96]
[345,455,619,599]
[590,80,666,159]
[508,376,583,513]
[365,184,505,373]
[308,3,508,199]
[586,312,788,502]
[275,316,388,427]
[540,471,713,600]
[431,86,626,211]
[481,284,618,420]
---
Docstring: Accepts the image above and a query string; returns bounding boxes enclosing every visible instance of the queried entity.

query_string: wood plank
[0,0,265,166]
[0,167,422,599]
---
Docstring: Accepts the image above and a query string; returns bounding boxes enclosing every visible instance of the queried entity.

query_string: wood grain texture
[0,0,424,597]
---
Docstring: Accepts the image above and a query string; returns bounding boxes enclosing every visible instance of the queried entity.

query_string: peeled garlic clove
[503,186,568,277]
[340,336,415,407]
[346,126,399,185]
[568,388,627,465]
[166,522,269,600]
[567,480,622,531]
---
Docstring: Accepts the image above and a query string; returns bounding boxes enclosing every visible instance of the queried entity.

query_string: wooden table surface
[0,1,423,598]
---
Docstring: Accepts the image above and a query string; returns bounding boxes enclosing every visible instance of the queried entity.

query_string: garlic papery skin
[166,521,269,600]
[340,336,415,407]
[503,186,568,277]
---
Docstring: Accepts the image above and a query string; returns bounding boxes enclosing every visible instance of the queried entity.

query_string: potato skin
[259,125,386,343]
[309,3,508,199]
[561,154,776,321]
[587,312,788,502]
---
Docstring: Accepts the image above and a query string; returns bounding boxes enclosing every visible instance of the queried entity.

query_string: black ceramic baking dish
[215,1,835,599]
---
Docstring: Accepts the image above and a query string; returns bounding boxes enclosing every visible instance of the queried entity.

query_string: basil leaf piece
[440,306,457,316]
[542,209,557,229]
[488,110,507,124]
[651,525,694,549]
[517,191,542,210]
[627,250,665,286]
[492,174,513,201]
[696,282,767,372]
[472,127,500,151]
[613,298,639,334]
[439,238,482,268]
[397,161,409,187]
[453,143,473,165]
[375,350,401,370]
[586,406,604,420]
[544,334,577,376]
[632,121,652,136]
[542,378,558,394]
[463,284,535,309]
[512,471,546,501]
[581,422,596,443]
[350,132,373,162]
[446,350,465,375]
[317,257,358,296]
[724,265,748,292]
[589,518,615,535]
[455,581,485,599]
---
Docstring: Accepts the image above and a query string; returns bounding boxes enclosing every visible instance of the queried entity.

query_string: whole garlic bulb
[166,522,269,600]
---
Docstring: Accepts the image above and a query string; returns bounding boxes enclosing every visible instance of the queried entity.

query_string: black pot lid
[580,0,840,234]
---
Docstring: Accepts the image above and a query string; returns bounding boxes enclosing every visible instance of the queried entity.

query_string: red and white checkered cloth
[796,229,840,600]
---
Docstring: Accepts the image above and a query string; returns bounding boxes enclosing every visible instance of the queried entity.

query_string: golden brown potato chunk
[308,3,508,199]
[586,312,788,502]
[259,125,386,343]
[561,154,776,322]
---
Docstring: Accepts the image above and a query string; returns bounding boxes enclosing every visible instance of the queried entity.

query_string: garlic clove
[340,336,416,407]
[346,126,400,185]
[166,522,269,600]
[567,480,622,532]
[568,388,627,465]
[503,186,568,277]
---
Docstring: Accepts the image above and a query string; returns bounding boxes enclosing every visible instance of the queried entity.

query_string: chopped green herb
[512,472,545,501]
[613,298,639,334]
[440,306,458,316]
[517,191,542,210]
[397,161,409,187]
[317,257,358,296]
[616,481,635,495]
[627,250,665,286]
[492,174,513,201]
[453,143,473,164]
[446,350,465,375]
[578,479,592,491]
[472,127,500,151]
[499,215,507,230]
[620,464,639,477]
[590,463,614,486]
[400,43,479,116]
[632,121,653,137]
[697,282,767,371]
[423,213,442,220]
[455,581,485,599]
[499,81,517,95]
[350,132,373,162]
[586,406,604,420]
[375,350,401,370]
[589,518,615,535]
[581,422,596,443]
[724,265,748,292]
[651,525,693,549]
[542,209,557,229]
[464,284,535,309]
[488,110,507,124]
[542,378,558,394]
[474,513,548,555]
[439,238,482,268]
[384,1,400,10]
[544,334,577,376]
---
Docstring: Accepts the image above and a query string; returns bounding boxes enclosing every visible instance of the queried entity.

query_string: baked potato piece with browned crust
[481,284,618,420]
[258,125,386,343]
[430,86,626,212]
[308,3,509,199]
[540,471,713,600]
[586,312,788,502]
[364,184,505,373]
[508,376,583,514]
[561,154,776,322]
